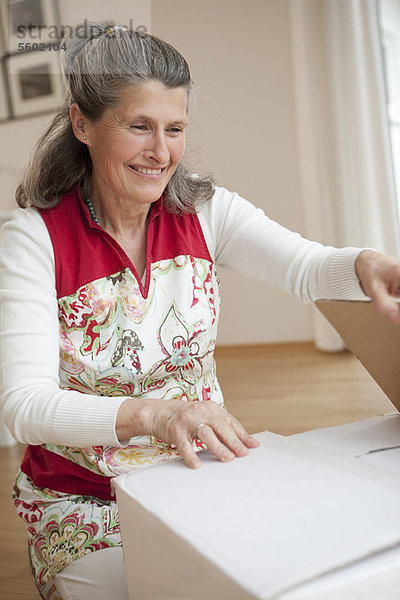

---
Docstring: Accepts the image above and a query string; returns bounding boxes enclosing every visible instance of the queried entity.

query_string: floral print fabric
[14,471,120,599]
[15,255,222,596]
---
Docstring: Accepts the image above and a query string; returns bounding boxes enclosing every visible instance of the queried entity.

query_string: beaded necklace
[86,197,101,227]
[82,180,154,229]
[83,180,101,227]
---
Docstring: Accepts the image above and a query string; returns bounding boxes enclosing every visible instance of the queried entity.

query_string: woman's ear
[70,103,89,144]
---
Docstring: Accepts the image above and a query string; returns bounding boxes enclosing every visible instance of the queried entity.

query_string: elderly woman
[1,19,400,600]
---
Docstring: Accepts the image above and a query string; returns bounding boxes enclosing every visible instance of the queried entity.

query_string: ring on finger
[193,423,207,439]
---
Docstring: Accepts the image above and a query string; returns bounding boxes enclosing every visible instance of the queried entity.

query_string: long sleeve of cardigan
[0,208,126,447]
[0,188,367,447]
[197,187,367,302]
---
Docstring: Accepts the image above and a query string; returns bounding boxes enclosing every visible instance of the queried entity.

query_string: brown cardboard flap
[316,300,400,412]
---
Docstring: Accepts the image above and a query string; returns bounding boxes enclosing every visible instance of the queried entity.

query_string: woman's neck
[84,178,152,238]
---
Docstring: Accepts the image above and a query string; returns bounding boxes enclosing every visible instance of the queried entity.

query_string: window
[380,0,400,215]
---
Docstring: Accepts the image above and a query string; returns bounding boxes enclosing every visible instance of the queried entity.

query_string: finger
[197,425,236,462]
[176,437,202,469]
[211,421,250,457]
[230,419,260,448]
[369,282,400,324]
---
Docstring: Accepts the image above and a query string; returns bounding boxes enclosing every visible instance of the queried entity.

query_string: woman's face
[83,80,188,208]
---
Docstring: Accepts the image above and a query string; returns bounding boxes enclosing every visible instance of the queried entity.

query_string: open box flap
[316,300,400,414]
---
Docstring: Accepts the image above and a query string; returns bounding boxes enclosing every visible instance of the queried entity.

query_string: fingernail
[221,451,235,462]
[191,458,201,468]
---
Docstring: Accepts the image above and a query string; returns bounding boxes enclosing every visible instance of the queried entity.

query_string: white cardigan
[0,186,366,448]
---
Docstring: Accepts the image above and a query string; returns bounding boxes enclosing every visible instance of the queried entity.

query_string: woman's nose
[142,132,169,164]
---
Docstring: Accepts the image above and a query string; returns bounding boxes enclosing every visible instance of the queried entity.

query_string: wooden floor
[0,341,395,599]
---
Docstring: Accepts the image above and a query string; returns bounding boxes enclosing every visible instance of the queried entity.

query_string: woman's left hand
[355,249,400,324]
[147,397,259,469]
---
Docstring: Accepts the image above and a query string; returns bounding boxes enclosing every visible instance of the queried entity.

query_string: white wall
[0,0,313,345]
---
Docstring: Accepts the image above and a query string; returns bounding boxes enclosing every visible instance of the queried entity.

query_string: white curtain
[289,0,400,351]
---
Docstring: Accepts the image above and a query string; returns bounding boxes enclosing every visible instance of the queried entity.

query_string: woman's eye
[131,124,148,131]
[168,127,183,134]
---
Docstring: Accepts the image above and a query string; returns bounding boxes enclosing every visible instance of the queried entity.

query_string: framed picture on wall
[0,6,11,121]
[6,49,62,117]
[1,0,60,53]
[0,3,7,53]
[0,67,9,121]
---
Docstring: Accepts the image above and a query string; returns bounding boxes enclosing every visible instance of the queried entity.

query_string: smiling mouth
[129,165,164,175]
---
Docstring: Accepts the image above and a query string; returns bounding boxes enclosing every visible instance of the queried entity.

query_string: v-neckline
[77,183,163,300]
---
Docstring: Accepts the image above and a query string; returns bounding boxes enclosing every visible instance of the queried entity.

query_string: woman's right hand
[116,397,259,468]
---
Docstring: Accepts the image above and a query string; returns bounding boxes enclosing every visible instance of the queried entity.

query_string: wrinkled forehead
[110,80,189,120]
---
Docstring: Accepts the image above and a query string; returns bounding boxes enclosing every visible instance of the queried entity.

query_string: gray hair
[16,19,214,212]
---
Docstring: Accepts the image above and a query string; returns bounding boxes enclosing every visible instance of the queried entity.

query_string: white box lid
[114,431,400,599]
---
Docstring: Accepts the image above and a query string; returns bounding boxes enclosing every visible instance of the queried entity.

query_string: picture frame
[6,49,62,117]
[0,2,7,53]
[1,0,60,54]
[0,64,9,121]
[0,6,11,120]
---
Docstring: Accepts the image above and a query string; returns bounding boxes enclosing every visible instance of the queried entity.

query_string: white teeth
[132,166,162,175]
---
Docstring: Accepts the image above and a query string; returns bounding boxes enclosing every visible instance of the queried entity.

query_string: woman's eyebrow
[128,113,188,126]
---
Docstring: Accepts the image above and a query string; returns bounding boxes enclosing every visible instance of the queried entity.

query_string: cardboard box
[316,300,400,411]
[292,413,400,474]
[114,302,400,599]
[113,428,400,600]
[278,414,400,598]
